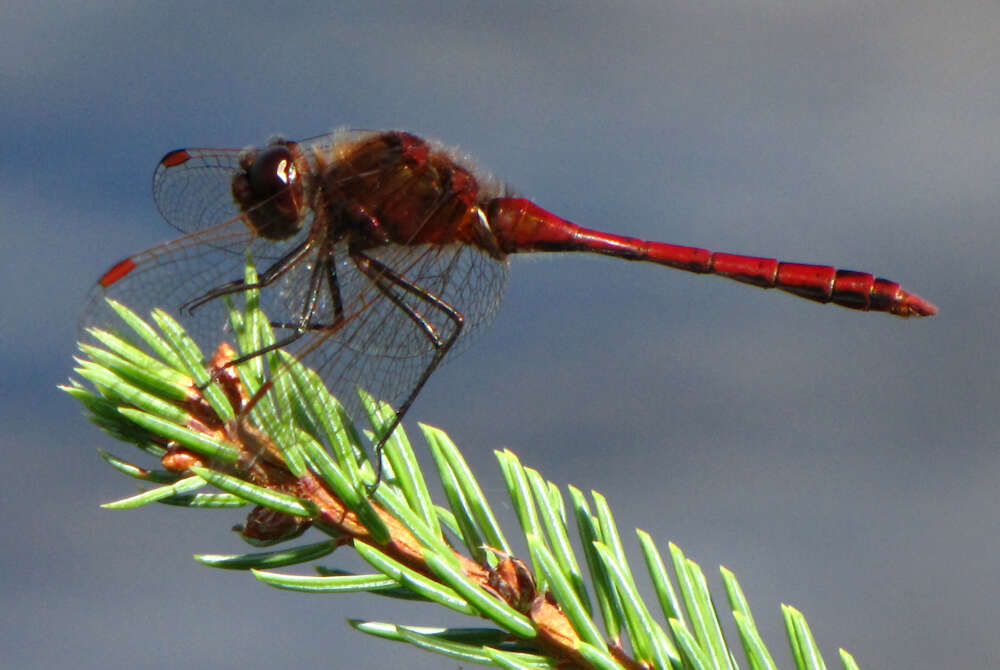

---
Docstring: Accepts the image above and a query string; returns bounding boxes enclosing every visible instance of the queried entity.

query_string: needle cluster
[64,257,864,670]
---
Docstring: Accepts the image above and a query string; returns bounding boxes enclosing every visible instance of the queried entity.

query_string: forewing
[152,148,245,235]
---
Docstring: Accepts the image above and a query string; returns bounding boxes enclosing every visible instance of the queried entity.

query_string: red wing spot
[99,258,136,287]
[160,149,192,168]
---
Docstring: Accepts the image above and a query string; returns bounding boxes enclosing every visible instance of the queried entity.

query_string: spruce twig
[64,257,863,670]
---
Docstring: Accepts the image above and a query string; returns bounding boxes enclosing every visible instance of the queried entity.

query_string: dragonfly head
[233,143,306,240]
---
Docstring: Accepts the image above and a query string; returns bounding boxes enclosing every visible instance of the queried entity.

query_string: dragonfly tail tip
[903,291,938,317]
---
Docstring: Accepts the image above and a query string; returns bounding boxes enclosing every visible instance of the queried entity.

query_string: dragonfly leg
[230,246,348,468]
[226,241,342,368]
[351,249,465,489]
[180,238,314,314]
[266,258,346,331]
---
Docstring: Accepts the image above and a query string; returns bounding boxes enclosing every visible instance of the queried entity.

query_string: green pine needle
[66,255,866,670]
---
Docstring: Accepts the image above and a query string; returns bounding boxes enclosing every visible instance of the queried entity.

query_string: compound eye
[236,144,305,240]
[248,145,299,199]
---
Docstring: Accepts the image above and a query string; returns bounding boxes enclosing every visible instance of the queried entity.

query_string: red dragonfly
[82,129,936,455]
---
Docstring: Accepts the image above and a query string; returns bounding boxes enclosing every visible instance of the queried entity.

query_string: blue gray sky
[3,2,998,668]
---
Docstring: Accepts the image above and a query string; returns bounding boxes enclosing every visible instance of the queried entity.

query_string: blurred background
[2,2,997,668]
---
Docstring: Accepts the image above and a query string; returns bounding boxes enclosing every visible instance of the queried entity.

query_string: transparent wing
[152,147,246,235]
[79,217,314,353]
[81,213,507,427]
[294,128,379,159]
[267,239,508,420]
[149,130,364,241]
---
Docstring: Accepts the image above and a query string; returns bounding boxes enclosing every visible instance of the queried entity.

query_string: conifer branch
[65,257,863,670]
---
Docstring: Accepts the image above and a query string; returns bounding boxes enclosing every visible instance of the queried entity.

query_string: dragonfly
[82,129,937,467]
